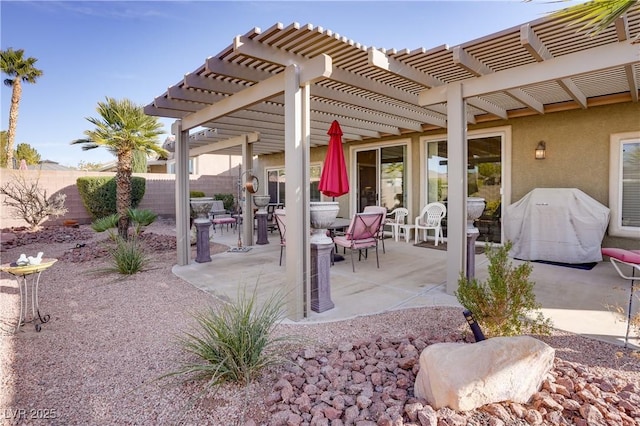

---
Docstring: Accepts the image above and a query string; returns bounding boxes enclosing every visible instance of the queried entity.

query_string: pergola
[145,9,640,320]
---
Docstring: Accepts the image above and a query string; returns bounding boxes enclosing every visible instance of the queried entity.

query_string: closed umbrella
[319,120,349,198]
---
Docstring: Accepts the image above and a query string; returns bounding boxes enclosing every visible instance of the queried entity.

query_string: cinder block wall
[0,169,235,229]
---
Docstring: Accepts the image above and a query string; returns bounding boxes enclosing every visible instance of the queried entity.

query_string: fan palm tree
[72,97,166,239]
[535,0,638,37]
[1,48,43,169]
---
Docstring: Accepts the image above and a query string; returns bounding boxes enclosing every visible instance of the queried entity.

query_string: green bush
[77,176,146,219]
[455,241,552,337]
[108,237,148,275]
[214,193,235,211]
[172,288,298,387]
[189,191,206,198]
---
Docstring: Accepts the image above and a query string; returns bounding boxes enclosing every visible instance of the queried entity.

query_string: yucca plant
[108,236,149,275]
[173,288,298,388]
[456,241,552,337]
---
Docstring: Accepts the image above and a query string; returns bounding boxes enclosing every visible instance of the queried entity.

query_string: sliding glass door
[355,144,407,212]
[425,135,503,243]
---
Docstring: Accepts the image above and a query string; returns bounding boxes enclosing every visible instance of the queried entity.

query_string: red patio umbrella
[319,120,349,198]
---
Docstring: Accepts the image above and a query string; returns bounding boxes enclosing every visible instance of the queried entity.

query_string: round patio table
[1,258,57,333]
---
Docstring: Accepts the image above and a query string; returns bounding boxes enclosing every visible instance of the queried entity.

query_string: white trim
[348,138,412,217]
[609,131,640,239]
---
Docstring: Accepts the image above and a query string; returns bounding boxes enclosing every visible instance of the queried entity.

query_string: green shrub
[214,193,235,212]
[127,208,157,234]
[172,288,298,387]
[189,191,206,198]
[455,241,552,337]
[108,237,148,275]
[77,176,146,219]
[91,213,119,240]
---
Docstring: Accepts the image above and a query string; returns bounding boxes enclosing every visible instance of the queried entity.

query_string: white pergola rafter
[615,16,639,102]
[419,40,640,106]
[452,46,545,114]
[520,24,587,108]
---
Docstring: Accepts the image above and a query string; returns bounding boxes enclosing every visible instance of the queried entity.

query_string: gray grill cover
[504,188,610,263]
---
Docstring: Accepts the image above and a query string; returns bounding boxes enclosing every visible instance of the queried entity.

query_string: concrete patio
[174,226,639,349]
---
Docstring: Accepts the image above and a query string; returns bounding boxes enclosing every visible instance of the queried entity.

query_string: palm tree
[72,97,166,239]
[1,48,43,169]
[536,0,638,36]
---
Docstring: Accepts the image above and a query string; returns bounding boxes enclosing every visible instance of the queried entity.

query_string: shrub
[0,172,68,230]
[77,176,146,219]
[214,193,235,212]
[127,208,157,234]
[189,191,206,198]
[108,237,148,275]
[455,241,552,337]
[172,288,298,387]
[91,209,157,240]
[91,213,119,240]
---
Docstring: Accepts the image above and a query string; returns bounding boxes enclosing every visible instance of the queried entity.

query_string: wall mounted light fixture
[535,141,546,160]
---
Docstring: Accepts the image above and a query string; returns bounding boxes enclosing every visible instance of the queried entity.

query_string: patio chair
[333,212,384,272]
[363,205,387,253]
[385,207,409,242]
[415,202,447,246]
[274,209,287,266]
[601,247,640,347]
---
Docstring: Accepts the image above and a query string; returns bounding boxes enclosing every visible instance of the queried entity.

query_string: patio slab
[173,228,639,348]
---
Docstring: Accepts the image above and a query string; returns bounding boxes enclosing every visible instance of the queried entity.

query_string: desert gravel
[1,221,639,425]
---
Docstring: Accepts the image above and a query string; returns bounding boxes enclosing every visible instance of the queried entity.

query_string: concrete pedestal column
[466,229,479,280]
[195,220,212,263]
[311,242,335,313]
[256,212,269,245]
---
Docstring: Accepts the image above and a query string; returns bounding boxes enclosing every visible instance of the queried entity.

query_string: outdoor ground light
[535,141,546,159]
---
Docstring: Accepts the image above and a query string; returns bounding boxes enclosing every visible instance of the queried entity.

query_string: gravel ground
[1,221,639,425]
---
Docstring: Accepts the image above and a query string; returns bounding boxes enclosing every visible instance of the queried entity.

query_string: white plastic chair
[415,202,447,246]
[385,208,409,242]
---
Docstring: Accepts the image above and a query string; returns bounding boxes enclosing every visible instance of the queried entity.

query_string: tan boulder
[414,336,555,411]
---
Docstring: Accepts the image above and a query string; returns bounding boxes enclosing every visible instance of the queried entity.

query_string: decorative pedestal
[466,229,479,280]
[311,242,335,313]
[195,220,212,263]
[466,197,485,280]
[256,212,269,245]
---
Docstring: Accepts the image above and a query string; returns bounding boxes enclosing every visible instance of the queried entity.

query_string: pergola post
[284,64,311,320]
[446,82,468,294]
[173,120,191,266]
[242,135,254,247]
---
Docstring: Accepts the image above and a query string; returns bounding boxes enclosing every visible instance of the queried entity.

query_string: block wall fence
[0,169,236,229]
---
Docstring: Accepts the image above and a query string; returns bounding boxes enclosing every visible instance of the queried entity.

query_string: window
[167,158,195,174]
[609,132,640,238]
[266,165,322,204]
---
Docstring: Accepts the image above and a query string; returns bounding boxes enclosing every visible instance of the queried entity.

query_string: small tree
[456,241,552,337]
[15,142,41,165]
[0,172,67,229]
[71,97,166,240]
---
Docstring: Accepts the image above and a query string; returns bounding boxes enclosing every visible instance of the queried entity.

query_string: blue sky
[1,0,584,168]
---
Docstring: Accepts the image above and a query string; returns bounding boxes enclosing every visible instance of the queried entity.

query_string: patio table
[1,258,57,332]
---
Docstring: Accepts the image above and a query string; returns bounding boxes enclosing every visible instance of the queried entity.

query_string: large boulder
[414,336,555,411]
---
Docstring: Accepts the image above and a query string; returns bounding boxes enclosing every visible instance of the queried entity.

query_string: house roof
[145,7,640,156]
